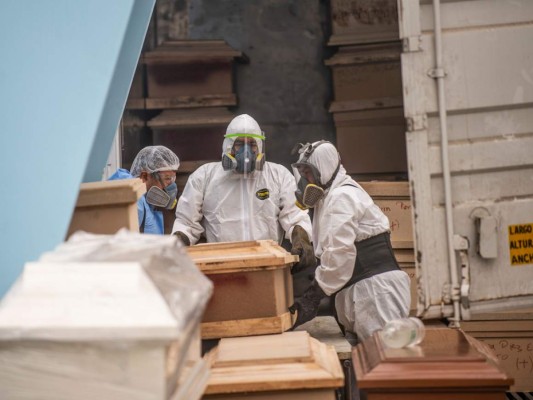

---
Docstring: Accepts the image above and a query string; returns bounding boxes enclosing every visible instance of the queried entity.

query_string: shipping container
[398,0,533,322]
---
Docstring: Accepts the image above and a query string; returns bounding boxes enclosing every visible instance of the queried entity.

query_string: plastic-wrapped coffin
[0,230,213,400]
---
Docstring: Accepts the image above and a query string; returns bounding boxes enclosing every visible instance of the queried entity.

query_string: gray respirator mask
[146,182,178,210]
[292,141,340,210]
[222,143,265,173]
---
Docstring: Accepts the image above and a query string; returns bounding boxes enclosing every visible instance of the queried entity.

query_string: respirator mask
[295,175,325,210]
[222,136,265,173]
[145,172,178,209]
[292,141,340,210]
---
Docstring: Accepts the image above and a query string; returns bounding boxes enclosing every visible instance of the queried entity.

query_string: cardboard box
[334,107,407,175]
[359,181,413,245]
[143,40,242,109]
[328,0,399,46]
[461,313,533,392]
[188,240,297,339]
[67,178,145,238]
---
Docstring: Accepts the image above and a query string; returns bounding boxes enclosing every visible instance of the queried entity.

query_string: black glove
[174,231,191,246]
[290,225,317,274]
[288,279,327,330]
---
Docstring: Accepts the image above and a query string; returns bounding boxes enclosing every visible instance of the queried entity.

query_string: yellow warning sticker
[508,223,533,266]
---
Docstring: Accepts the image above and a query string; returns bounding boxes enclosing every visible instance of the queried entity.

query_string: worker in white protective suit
[172,114,316,275]
[289,140,411,343]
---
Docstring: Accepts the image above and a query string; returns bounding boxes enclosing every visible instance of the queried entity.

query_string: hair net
[130,145,180,177]
[299,141,341,186]
[222,114,265,156]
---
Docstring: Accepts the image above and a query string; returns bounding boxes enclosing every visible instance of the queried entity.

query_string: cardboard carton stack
[0,231,213,400]
[359,181,416,314]
[325,0,407,179]
[460,309,533,392]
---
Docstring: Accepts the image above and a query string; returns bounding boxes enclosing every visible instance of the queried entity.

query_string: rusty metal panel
[399,0,533,318]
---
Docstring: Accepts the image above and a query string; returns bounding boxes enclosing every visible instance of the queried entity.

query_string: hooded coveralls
[171,114,311,244]
[301,142,410,340]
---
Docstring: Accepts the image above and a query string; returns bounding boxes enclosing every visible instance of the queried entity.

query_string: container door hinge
[406,114,428,132]
[454,235,471,320]
[403,36,422,52]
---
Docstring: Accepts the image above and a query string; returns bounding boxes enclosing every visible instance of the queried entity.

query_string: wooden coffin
[143,40,242,110]
[328,0,399,46]
[353,327,512,400]
[203,331,344,399]
[0,261,202,400]
[149,108,234,164]
[326,43,403,106]
[332,106,407,176]
[187,240,297,339]
[67,178,145,238]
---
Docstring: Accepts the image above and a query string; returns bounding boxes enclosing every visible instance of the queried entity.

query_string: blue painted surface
[0,0,155,297]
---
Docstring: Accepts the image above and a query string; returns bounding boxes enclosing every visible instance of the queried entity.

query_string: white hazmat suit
[292,141,410,341]
[172,114,312,245]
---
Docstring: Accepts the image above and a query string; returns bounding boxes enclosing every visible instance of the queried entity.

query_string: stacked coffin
[325,0,407,180]
[122,40,243,193]
[359,181,416,315]
[203,331,344,399]
[187,240,298,340]
[143,40,243,194]
[67,178,145,238]
[0,230,213,400]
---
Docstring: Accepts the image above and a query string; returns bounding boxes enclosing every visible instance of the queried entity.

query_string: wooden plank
[143,40,242,64]
[145,94,236,110]
[214,331,313,368]
[358,181,410,198]
[147,108,233,129]
[188,240,298,274]
[125,98,145,110]
[169,356,212,400]
[329,97,403,113]
[201,312,294,340]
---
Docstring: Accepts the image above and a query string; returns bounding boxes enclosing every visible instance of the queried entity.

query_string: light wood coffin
[203,331,344,399]
[353,327,512,400]
[187,240,298,339]
[0,261,203,400]
[67,178,145,238]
